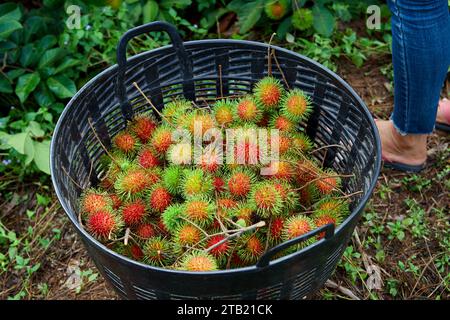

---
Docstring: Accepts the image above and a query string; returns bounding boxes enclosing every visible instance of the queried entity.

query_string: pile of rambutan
[78,76,351,272]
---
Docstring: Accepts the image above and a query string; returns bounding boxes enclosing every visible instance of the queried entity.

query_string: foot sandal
[436,99,450,133]
[382,154,426,173]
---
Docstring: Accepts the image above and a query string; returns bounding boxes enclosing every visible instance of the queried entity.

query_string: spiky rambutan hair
[228,202,254,224]
[249,181,283,218]
[314,197,348,221]
[290,132,313,154]
[226,168,256,198]
[314,169,341,195]
[295,158,320,185]
[269,113,296,132]
[180,169,214,198]
[280,88,312,122]
[162,166,182,195]
[268,217,285,244]
[121,199,147,226]
[174,224,203,249]
[205,235,231,266]
[86,209,123,240]
[150,125,173,155]
[265,159,296,181]
[167,142,192,166]
[272,180,299,211]
[264,0,289,20]
[148,184,172,213]
[161,204,184,234]
[179,251,218,272]
[162,98,191,125]
[79,188,112,217]
[114,166,150,199]
[282,215,316,246]
[136,223,156,239]
[213,99,235,128]
[237,233,265,264]
[144,236,175,267]
[105,151,133,181]
[184,111,217,137]
[113,131,140,154]
[183,196,216,228]
[234,95,262,123]
[130,112,158,143]
[137,147,160,169]
[253,76,284,111]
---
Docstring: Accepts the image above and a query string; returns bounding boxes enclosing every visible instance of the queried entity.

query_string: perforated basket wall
[51,23,381,300]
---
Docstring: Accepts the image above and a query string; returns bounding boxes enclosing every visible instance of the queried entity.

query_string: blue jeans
[388,0,450,134]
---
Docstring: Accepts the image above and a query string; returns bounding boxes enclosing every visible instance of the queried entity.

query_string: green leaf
[5,132,28,154]
[33,140,50,175]
[38,48,65,69]
[0,72,12,93]
[312,5,335,37]
[143,0,159,24]
[0,19,22,39]
[33,83,55,108]
[0,40,16,53]
[23,16,44,43]
[238,1,263,34]
[47,75,76,99]
[20,43,37,68]
[36,35,57,52]
[54,58,79,74]
[28,121,45,138]
[0,3,21,21]
[160,0,191,9]
[7,68,25,80]
[15,72,41,103]
[276,17,292,40]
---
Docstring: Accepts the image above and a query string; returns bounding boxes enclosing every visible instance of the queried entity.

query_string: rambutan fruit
[312,209,343,239]
[167,142,192,165]
[292,8,314,31]
[185,111,217,137]
[121,199,147,226]
[145,167,162,185]
[227,169,256,197]
[144,236,175,267]
[253,76,284,111]
[314,169,341,195]
[109,194,122,210]
[180,169,213,198]
[161,204,184,233]
[216,197,239,220]
[130,244,144,261]
[183,196,215,227]
[174,224,203,248]
[229,202,254,224]
[148,184,172,213]
[269,133,292,155]
[249,181,283,217]
[198,149,221,173]
[282,215,316,246]
[272,180,299,210]
[205,235,230,265]
[136,223,156,239]
[298,184,319,206]
[295,158,320,185]
[86,209,122,240]
[265,159,295,181]
[113,131,139,154]
[131,113,157,143]
[105,152,133,180]
[234,96,262,123]
[213,176,226,193]
[150,125,173,154]
[180,251,218,272]
[313,197,348,231]
[213,99,235,127]
[114,166,149,199]
[162,166,182,195]
[268,217,284,244]
[264,0,289,20]
[162,99,191,125]
[137,147,160,169]
[281,89,312,122]
[291,132,313,154]
[79,188,112,216]
[237,234,264,264]
[269,113,296,132]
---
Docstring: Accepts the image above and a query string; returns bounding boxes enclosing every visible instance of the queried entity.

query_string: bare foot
[375,120,427,166]
[436,98,450,124]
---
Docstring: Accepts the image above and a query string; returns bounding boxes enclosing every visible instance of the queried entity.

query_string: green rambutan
[162,166,182,195]
[234,96,262,123]
[113,131,139,154]
[105,152,133,180]
[213,99,235,127]
[227,169,256,197]
[161,204,184,233]
[183,196,215,227]
[249,182,283,217]
[264,0,289,20]
[181,169,213,198]
[314,169,341,195]
[229,202,254,224]
[269,113,296,132]
[79,188,112,216]
[136,223,156,239]
[167,142,192,165]
[150,125,173,154]
[148,184,172,213]
[237,234,265,264]
[130,113,157,143]
[179,251,218,272]
[282,215,316,245]
[137,147,160,169]
[86,209,123,240]
[162,98,191,125]
[253,76,284,111]
[281,89,312,122]
[291,132,313,154]
[292,8,314,31]
[121,199,147,226]
[114,166,150,199]
[144,236,175,267]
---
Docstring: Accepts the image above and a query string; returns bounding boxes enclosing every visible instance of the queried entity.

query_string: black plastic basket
[50,22,381,300]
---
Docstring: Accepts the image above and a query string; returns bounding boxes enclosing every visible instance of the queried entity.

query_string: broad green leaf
[7,68,25,80]
[276,17,292,40]
[15,72,41,103]
[0,72,12,93]
[312,5,335,37]
[143,0,159,24]
[28,121,45,138]
[0,40,16,53]
[0,19,22,39]
[23,16,44,43]
[38,48,65,69]
[20,43,37,68]
[0,3,21,21]
[47,75,76,99]
[24,133,34,165]
[5,132,28,154]
[54,58,79,74]
[238,1,263,34]
[160,0,191,9]
[33,140,50,175]
[33,83,55,108]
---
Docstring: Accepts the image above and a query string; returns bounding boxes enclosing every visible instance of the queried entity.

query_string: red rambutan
[206,235,230,262]
[213,176,225,193]
[121,199,147,226]
[131,113,157,143]
[80,188,112,216]
[227,170,255,197]
[150,125,173,154]
[115,167,150,198]
[149,185,172,213]
[113,131,139,154]
[253,77,284,111]
[282,215,316,245]
[237,234,264,263]
[249,182,283,217]
[87,209,122,240]
[136,223,156,239]
[234,96,262,123]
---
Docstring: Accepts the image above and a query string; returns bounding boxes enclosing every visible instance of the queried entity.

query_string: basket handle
[116,21,192,120]
[256,223,335,268]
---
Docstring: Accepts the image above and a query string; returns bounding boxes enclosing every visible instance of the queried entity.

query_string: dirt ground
[1,55,448,300]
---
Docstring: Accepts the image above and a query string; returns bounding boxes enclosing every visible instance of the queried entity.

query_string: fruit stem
[87,117,120,167]
[293,173,355,192]
[311,144,349,154]
[267,33,276,76]
[271,48,290,89]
